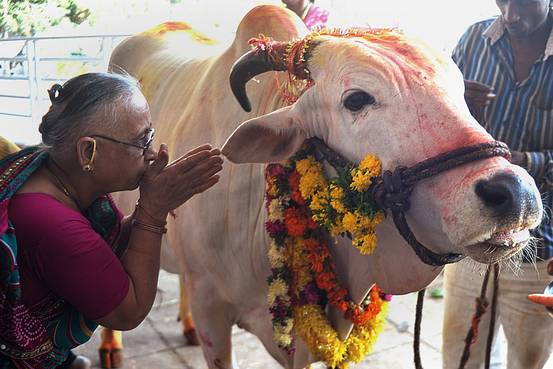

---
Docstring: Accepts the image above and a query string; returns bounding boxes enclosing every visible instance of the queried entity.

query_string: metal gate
[0,34,130,121]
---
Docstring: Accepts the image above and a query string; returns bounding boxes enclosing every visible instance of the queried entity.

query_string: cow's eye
[344,91,376,112]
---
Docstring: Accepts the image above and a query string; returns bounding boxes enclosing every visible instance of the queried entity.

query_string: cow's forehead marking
[306,29,443,79]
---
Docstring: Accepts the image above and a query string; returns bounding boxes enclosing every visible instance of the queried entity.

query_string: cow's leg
[98,328,123,369]
[240,308,294,369]
[189,284,237,369]
[177,275,200,345]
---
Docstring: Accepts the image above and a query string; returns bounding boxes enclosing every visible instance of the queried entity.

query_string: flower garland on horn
[265,147,392,368]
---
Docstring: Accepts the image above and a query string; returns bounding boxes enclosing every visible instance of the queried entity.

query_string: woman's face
[90,92,156,192]
[496,0,551,38]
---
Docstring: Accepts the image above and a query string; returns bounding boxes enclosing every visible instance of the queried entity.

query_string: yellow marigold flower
[299,170,326,199]
[269,278,288,299]
[370,211,385,227]
[267,178,278,197]
[341,212,360,233]
[353,232,378,255]
[350,155,382,192]
[310,194,327,211]
[359,154,381,176]
[354,211,372,230]
[268,199,284,221]
[275,318,294,335]
[296,268,312,291]
[268,242,285,268]
[295,157,317,176]
[312,212,326,223]
[274,332,292,347]
[350,169,373,192]
[330,185,346,213]
[330,184,344,199]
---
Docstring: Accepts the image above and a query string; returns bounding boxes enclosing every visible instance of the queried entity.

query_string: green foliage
[0,0,90,38]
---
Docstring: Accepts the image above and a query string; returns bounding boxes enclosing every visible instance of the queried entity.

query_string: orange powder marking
[249,28,440,101]
[143,21,217,45]
[320,28,438,78]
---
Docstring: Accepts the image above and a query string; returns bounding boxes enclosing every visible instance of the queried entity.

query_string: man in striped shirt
[442,1,553,368]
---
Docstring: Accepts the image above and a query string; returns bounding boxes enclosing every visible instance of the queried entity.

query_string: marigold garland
[265,146,391,367]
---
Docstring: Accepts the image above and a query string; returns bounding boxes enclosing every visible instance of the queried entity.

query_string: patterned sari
[0,147,124,369]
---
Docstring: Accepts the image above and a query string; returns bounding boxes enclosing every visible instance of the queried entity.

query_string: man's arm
[525,151,553,183]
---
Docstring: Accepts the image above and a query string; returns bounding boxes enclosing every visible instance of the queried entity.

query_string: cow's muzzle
[308,138,513,267]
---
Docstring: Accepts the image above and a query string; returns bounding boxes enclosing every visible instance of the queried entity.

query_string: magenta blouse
[9,193,129,320]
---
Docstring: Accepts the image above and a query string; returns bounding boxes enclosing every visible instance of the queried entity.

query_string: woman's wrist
[135,200,168,226]
[131,218,167,235]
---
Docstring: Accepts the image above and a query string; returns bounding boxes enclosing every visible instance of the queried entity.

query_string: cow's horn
[229,43,288,112]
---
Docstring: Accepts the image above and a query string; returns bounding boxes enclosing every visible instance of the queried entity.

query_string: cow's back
[110,6,308,284]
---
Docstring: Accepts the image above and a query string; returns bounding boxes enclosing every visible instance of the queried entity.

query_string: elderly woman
[0,72,223,369]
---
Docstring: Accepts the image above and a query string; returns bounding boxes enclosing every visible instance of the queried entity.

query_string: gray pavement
[73,270,551,369]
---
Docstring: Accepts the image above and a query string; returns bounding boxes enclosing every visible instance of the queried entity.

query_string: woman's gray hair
[39,72,143,154]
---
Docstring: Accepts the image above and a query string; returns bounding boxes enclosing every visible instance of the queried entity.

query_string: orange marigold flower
[304,237,319,250]
[311,261,324,273]
[316,272,336,290]
[284,208,308,237]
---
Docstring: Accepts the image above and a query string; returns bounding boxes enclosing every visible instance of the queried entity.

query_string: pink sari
[303,5,330,30]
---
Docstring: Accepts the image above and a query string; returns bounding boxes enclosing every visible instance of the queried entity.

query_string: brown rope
[308,137,508,368]
[414,289,426,369]
[307,137,512,266]
[372,142,511,266]
[414,265,499,369]
[458,265,492,369]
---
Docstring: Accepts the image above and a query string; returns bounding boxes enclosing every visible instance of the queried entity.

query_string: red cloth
[8,193,129,320]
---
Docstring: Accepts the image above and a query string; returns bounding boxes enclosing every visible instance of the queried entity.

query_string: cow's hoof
[184,329,200,346]
[99,348,111,369]
[110,348,124,368]
[70,355,91,369]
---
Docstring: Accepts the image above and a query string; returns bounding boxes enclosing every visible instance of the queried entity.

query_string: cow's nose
[475,173,524,217]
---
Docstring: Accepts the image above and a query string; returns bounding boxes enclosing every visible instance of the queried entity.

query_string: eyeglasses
[90,128,155,156]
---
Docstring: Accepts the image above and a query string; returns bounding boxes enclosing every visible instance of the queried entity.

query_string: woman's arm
[95,144,222,330]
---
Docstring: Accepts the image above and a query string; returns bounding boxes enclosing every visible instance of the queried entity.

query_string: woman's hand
[138,143,223,220]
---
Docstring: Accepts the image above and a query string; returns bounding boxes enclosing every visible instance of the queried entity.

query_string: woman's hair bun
[47,84,63,104]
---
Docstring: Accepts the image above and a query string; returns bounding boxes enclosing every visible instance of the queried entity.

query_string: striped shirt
[452,15,553,261]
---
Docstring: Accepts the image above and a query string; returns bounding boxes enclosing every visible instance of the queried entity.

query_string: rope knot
[372,166,413,212]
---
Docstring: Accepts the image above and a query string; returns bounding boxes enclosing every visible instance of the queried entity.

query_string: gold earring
[83,164,92,172]
[89,139,97,165]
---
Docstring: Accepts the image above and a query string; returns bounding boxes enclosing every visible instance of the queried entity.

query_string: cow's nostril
[475,173,519,216]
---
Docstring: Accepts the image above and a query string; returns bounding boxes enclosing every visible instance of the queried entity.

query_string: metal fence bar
[41,77,70,82]
[0,34,130,120]
[0,94,30,99]
[0,76,28,80]
[0,112,32,118]
[2,34,130,41]
[0,57,26,61]
[40,57,104,62]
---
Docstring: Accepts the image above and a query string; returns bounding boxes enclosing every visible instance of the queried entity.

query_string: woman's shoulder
[9,192,89,233]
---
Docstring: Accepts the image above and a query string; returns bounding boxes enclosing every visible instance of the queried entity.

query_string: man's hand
[510,150,527,167]
[527,259,553,313]
[464,80,496,107]
[464,80,496,124]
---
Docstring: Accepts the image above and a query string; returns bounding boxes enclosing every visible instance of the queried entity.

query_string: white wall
[329,0,499,53]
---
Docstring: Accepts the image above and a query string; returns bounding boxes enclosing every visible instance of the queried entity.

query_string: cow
[108,5,543,369]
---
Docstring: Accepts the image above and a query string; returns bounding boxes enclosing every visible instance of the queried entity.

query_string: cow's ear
[222,106,306,163]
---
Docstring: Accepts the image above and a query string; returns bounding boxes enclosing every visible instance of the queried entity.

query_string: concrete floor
[73,269,552,369]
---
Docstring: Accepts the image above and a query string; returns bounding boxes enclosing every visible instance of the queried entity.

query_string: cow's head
[222,29,542,265]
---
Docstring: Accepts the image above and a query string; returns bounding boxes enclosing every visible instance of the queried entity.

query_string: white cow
[109,5,542,369]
